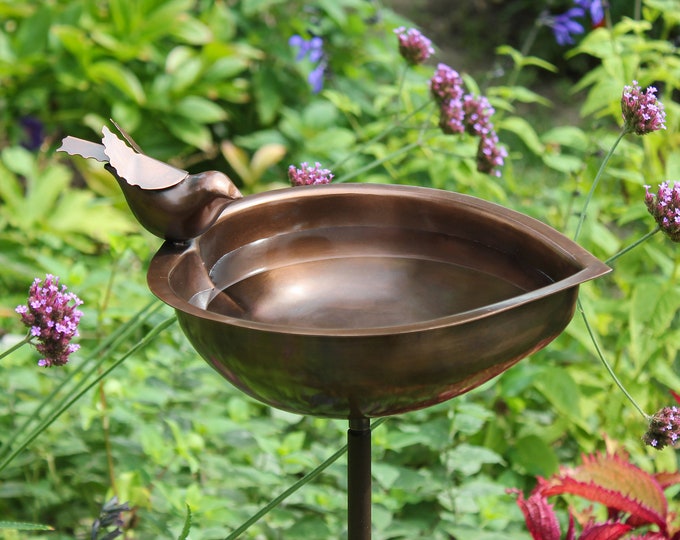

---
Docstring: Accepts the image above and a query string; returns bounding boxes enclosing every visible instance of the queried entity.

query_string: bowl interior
[158,184,603,333]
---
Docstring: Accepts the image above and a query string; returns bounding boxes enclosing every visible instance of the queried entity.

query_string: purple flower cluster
[643,405,680,450]
[621,80,666,135]
[644,182,680,241]
[288,162,334,186]
[289,35,326,93]
[431,63,507,177]
[394,27,434,65]
[548,0,604,46]
[15,274,83,367]
[551,7,586,46]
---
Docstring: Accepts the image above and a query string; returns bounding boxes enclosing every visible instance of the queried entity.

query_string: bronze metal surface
[58,126,242,242]
[147,183,610,419]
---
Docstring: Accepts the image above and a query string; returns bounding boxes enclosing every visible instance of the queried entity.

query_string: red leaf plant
[510,450,680,539]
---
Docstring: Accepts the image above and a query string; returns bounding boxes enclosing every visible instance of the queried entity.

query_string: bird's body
[58,123,242,242]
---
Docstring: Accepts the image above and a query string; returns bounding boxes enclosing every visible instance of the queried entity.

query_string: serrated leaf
[539,452,668,531]
[579,522,633,539]
[511,489,561,540]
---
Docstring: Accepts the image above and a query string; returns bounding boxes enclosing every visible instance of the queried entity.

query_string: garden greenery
[1,0,679,538]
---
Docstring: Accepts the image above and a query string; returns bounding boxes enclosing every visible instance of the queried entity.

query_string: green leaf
[88,61,146,104]
[175,96,227,123]
[534,366,582,423]
[498,116,544,155]
[177,504,192,540]
[0,521,53,531]
[171,16,213,45]
[241,0,288,17]
[508,434,559,477]
[164,116,213,151]
[540,126,589,152]
[447,444,504,476]
[495,45,557,72]
[487,85,552,107]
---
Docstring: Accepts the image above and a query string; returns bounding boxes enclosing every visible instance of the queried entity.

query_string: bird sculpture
[58,122,242,243]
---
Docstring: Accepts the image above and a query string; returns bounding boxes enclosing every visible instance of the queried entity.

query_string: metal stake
[348,418,372,540]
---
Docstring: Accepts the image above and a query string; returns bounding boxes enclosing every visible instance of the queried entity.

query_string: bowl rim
[147,183,611,336]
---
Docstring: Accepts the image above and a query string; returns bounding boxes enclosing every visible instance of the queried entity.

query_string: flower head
[462,94,495,137]
[643,405,680,450]
[549,7,585,46]
[15,274,83,367]
[430,63,464,104]
[20,116,44,151]
[438,98,465,135]
[575,0,605,25]
[476,131,507,178]
[622,80,666,135]
[644,182,680,241]
[288,162,334,186]
[91,496,130,540]
[394,27,434,65]
[289,35,326,93]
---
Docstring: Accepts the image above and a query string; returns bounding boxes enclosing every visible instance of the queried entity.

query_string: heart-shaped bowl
[148,183,610,419]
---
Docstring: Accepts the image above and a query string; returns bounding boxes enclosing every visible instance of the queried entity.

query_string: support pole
[347,418,372,540]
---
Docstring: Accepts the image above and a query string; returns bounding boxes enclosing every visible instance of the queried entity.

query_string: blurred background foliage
[0,0,679,538]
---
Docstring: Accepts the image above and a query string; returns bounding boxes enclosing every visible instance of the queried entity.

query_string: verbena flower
[289,35,326,93]
[288,162,334,186]
[394,27,434,65]
[644,181,680,241]
[438,98,465,134]
[431,63,505,176]
[549,7,585,46]
[462,94,495,137]
[15,274,83,367]
[643,406,680,450]
[621,80,666,135]
[430,63,464,104]
[477,131,508,178]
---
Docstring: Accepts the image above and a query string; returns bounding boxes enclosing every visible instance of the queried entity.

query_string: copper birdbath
[147,183,609,539]
[57,129,610,538]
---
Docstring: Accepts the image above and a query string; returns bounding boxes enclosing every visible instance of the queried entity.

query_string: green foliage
[1,0,680,539]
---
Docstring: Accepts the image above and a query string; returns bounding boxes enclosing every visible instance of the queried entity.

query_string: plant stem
[330,101,432,174]
[0,334,32,361]
[573,129,627,241]
[605,227,661,265]
[223,417,388,539]
[335,141,422,183]
[0,315,176,474]
[0,300,165,467]
[578,299,648,419]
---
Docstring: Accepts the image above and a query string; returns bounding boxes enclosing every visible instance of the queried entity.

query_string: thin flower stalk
[573,128,626,241]
[0,334,33,361]
[0,315,175,474]
[604,227,661,265]
[224,418,388,540]
[0,300,164,469]
[578,299,648,420]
